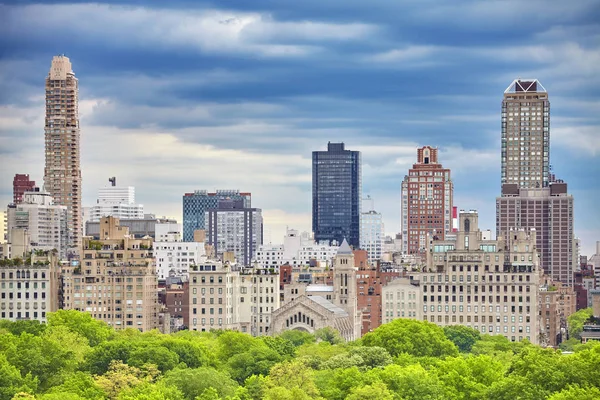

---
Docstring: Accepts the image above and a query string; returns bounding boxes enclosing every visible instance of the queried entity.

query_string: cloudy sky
[1,1,599,255]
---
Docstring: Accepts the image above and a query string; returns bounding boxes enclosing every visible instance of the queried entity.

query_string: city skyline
[0,1,599,256]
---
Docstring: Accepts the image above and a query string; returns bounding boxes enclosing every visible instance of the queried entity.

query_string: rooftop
[308,295,348,317]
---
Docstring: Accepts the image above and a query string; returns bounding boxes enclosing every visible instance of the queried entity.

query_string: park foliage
[1,309,600,399]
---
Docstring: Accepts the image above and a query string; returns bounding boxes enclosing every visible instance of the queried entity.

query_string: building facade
[382,277,423,325]
[253,228,338,269]
[0,251,60,323]
[496,182,574,285]
[61,217,159,331]
[182,190,251,242]
[161,277,189,331]
[154,223,207,279]
[188,261,280,335]
[539,279,576,347]
[89,183,144,222]
[360,197,384,263]
[312,142,361,248]
[501,79,550,189]
[6,192,68,258]
[205,199,262,266]
[44,55,82,249]
[189,261,243,332]
[13,174,36,204]
[401,146,453,255]
[388,211,543,344]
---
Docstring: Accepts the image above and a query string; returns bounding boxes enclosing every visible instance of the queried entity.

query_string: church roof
[337,238,353,255]
[308,296,348,317]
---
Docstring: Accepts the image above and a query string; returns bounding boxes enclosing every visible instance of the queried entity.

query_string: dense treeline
[1,310,599,400]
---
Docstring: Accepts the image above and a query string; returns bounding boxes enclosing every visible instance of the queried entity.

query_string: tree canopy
[0,310,597,400]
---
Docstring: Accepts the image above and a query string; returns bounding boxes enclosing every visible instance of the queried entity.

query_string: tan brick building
[188,261,280,335]
[61,217,159,331]
[384,211,543,344]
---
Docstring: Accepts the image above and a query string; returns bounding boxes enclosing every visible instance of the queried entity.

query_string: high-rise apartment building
[205,199,263,266]
[496,183,574,285]
[6,191,68,258]
[182,190,251,242]
[13,174,36,204]
[89,180,144,222]
[312,142,361,248]
[401,146,453,254]
[497,80,575,286]
[61,217,159,331]
[44,55,82,249]
[360,196,384,262]
[501,79,550,189]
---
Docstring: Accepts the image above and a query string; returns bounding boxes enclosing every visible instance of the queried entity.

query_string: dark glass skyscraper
[312,142,361,248]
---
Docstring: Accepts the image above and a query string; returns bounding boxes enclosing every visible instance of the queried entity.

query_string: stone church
[270,239,362,341]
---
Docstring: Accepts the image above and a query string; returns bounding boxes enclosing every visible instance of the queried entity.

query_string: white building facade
[154,223,207,280]
[89,185,144,222]
[6,192,68,258]
[0,252,60,323]
[254,228,338,268]
[360,196,384,263]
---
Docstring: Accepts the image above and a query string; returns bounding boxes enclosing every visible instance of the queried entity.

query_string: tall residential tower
[501,79,550,189]
[312,142,361,248]
[496,79,574,285]
[44,55,82,249]
[401,146,453,255]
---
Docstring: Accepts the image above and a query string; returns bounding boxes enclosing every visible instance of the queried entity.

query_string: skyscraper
[497,79,575,285]
[312,142,361,248]
[501,79,549,189]
[13,174,36,204]
[44,55,82,249]
[401,146,453,254]
[182,190,251,242]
